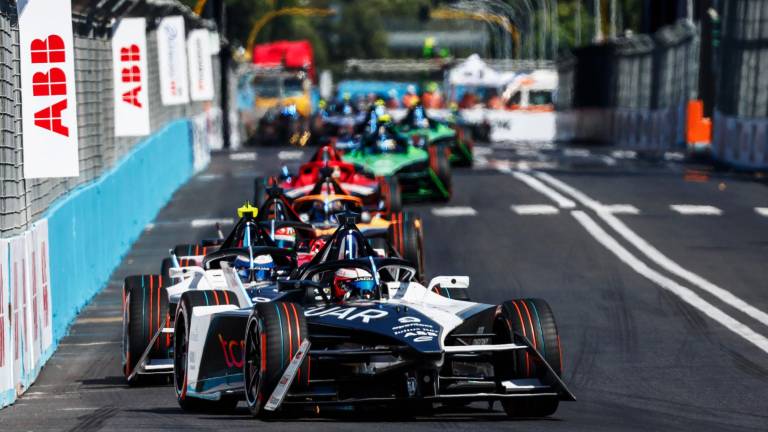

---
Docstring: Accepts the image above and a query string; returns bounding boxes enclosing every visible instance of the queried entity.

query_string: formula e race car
[122,205,304,384]
[255,183,424,279]
[171,215,574,417]
[395,103,474,167]
[255,145,402,213]
[342,117,452,202]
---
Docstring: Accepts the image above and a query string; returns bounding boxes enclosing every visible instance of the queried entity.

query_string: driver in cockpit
[233,254,275,285]
[332,268,376,301]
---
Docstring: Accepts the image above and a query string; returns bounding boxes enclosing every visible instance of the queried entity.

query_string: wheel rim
[244,317,263,407]
[174,311,187,397]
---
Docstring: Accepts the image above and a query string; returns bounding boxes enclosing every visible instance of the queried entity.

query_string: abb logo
[119,45,143,107]
[30,35,70,137]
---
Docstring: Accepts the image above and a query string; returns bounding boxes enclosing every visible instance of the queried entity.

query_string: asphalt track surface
[1,143,768,431]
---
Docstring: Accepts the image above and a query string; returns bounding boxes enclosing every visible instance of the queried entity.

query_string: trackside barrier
[391,108,557,142]
[712,112,768,170]
[0,119,205,408]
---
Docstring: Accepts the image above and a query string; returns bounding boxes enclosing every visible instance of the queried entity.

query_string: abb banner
[9,235,31,393]
[187,29,215,102]
[0,220,52,407]
[157,16,190,106]
[17,0,79,179]
[0,239,11,405]
[112,18,150,137]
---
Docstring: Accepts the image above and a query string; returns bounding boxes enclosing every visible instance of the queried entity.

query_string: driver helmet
[333,268,375,301]
[273,227,296,249]
[234,254,275,283]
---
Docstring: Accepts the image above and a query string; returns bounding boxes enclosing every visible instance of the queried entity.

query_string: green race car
[395,104,474,167]
[342,121,452,202]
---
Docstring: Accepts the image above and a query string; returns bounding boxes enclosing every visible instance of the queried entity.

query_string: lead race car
[172,214,574,417]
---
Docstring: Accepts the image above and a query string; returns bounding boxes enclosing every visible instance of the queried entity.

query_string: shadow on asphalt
[125,405,563,423]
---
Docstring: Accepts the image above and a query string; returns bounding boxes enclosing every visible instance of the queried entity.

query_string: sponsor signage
[156,16,190,106]
[187,29,215,102]
[111,18,150,136]
[17,0,79,178]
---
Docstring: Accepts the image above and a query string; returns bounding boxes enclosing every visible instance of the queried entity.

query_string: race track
[1,143,767,431]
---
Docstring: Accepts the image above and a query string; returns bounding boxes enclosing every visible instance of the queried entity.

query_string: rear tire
[429,146,451,202]
[388,212,425,281]
[380,176,402,214]
[174,290,241,412]
[244,302,309,418]
[254,176,267,205]
[122,275,170,385]
[495,298,562,418]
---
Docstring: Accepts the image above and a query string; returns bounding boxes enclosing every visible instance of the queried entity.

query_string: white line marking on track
[563,148,591,157]
[601,204,640,215]
[278,150,304,160]
[190,218,234,228]
[196,174,222,181]
[511,204,560,215]
[536,172,768,328]
[229,152,257,161]
[503,169,576,209]
[572,210,768,354]
[755,207,768,217]
[611,150,637,159]
[670,205,723,216]
[431,207,477,217]
[59,341,119,347]
[474,146,493,157]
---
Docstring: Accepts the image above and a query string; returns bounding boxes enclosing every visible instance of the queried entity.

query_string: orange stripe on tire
[510,301,530,376]
[290,303,302,384]
[281,303,294,361]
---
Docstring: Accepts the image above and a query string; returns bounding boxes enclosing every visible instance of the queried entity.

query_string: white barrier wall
[2,221,54,402]
[391,108,557,142]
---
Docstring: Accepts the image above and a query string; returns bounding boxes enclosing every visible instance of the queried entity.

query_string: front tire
[244,302,309,417]
[122,275,169,385]
[495,298,562,418]
[173,290,241,412]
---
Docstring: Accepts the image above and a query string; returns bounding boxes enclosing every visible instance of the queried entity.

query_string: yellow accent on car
[237,202,259,218]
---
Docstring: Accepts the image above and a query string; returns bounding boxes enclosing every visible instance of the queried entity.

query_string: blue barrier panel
[46,119,195,343]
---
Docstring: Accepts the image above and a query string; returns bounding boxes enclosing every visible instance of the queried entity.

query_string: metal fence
[718,0,768,118]
[0,0,220,237]
[557,20,699,111]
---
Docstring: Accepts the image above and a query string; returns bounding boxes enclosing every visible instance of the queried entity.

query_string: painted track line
[190,218,234,228]
[601,204,640,215]
[511,204,559,215]
[229,152,257,161]
[536,172,768,328]
[670,205,723,216]
[503,169,576,209]
[572,210,768,355]
[431,206,477,217]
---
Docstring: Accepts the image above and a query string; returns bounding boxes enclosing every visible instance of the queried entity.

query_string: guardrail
[0,0,228,408]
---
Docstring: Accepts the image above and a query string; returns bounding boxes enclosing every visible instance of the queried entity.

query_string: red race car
[254,145,402,214]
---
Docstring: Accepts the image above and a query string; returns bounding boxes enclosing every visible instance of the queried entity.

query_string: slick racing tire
[174,290,241,412]
[495,298,562,417]
[388,212,425,281]
[380,176,402,214]
[428,146,452,202]
[455,127,474,167]
[122,275,171,385]
[254,176,267,205]
[244,302,309,418]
